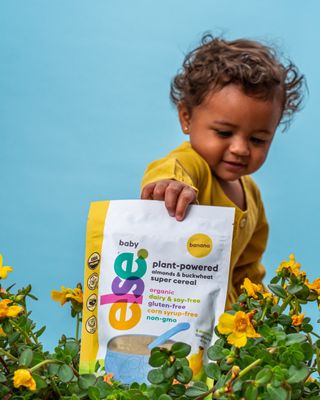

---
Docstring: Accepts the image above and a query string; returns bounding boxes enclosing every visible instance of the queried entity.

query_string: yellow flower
[217,311,260,348]
[51,287,69,305]
[0,255,13,279]
[291,313,305,326]
[241,278,263,299]
[66,287,83,303]
[276,254,305,277]
[51,286,83,305]
[13,369,36,391]
[306,278,320,295]
[0,299,23,319]
[262,292,278,304]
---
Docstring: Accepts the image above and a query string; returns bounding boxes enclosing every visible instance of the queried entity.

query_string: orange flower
[218,311,260,348]
[0,255,13,279]
[276,254,305,277]
[51,286,83,305]
[241,278,263,299]
[291,313,305,326]
[0,299,23,319]
[103,373,113,385]
[262,292,278,304]
[13,369,36,391]
[306,278,320,295]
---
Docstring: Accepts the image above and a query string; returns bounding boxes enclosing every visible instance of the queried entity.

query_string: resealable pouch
[80,200,234,384]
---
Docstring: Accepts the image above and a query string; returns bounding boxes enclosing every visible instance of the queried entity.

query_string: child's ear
[178,102,191,134]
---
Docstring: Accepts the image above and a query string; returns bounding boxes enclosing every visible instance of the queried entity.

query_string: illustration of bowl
[104,334,174,384]
[104,323,190,384]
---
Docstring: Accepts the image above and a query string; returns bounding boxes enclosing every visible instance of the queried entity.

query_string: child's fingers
[175,186,197,221]
[151,181,170,200]
[164,181,184,217]
[141,183,156,199]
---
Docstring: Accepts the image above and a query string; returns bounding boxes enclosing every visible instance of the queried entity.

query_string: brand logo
[100,249,148,330]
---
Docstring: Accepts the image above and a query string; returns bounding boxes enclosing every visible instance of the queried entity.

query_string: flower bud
[231,365,240,379]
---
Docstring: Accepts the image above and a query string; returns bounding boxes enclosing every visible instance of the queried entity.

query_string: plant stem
[311,331,320,339]
[0,348,18,362]
[0,356,9,373]
[51,377,63,399]
[30,359,63,373]
[238,358,262,379]
[75,312,81,342]
[10,319,34,345]
[260,303,268,321]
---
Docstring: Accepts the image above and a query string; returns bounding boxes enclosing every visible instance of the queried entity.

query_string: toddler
[141,35,304,308]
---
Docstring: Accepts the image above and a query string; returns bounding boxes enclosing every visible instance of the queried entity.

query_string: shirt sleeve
[231,199,269,300]
[141,146,203,196]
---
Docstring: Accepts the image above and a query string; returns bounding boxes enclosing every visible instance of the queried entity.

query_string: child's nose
[229,137,250,157]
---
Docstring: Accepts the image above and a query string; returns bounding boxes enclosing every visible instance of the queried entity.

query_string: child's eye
[216,130,233,138]
[250,137,266,145]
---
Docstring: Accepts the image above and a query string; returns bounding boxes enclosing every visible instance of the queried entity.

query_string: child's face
[178,84,283,182]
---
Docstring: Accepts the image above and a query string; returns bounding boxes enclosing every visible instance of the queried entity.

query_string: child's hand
[141,179,197,221]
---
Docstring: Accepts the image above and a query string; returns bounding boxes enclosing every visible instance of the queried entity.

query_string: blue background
[1,1,319,349]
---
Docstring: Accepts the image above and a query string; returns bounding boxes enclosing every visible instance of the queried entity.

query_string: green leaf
[149,349,169,367]
[301,323,313,333]
[35,326,46,337]
[158,395,172,400]
[245,384,258,400]
[287,284,304,295]
[64,341,80,358]
[88,386,100,400]
[287,364,309,384]
[301,342,313,361]
[174,358,189,369]
[8,331,20,344]
[168,383,186,397]
[277,314,292,326]
[78,374,96,389]
[207,339,225,361]
[95,379,113,397]
[32,373,48,389]
[256,368,272,385]
[147,369,165,384]
[171,342,191,358]
[270,275,281,284]
[19,348,34,367]
[48,363,60,376]
[175,366,193,384]
[204,362,221,381]
[285,333,307,345]
[272,366,286,382]
[58,364,74,383]
[266,384,288,400]
[268,284,286,298]
[185,384,208,398]
[2,319,13,334]
[163,364,176,379]
[0,373,7,383]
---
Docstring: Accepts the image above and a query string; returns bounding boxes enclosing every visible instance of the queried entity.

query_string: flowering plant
[0,254,319,399]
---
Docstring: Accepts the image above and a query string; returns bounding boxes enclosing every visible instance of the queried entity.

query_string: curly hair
[170,34,305,127]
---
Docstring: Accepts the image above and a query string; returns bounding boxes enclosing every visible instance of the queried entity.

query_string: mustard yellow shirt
[141,142,268,309]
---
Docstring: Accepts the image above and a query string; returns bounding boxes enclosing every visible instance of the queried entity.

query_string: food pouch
[80,200,234,384]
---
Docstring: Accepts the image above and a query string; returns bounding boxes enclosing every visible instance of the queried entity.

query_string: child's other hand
[141,179,197,221]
